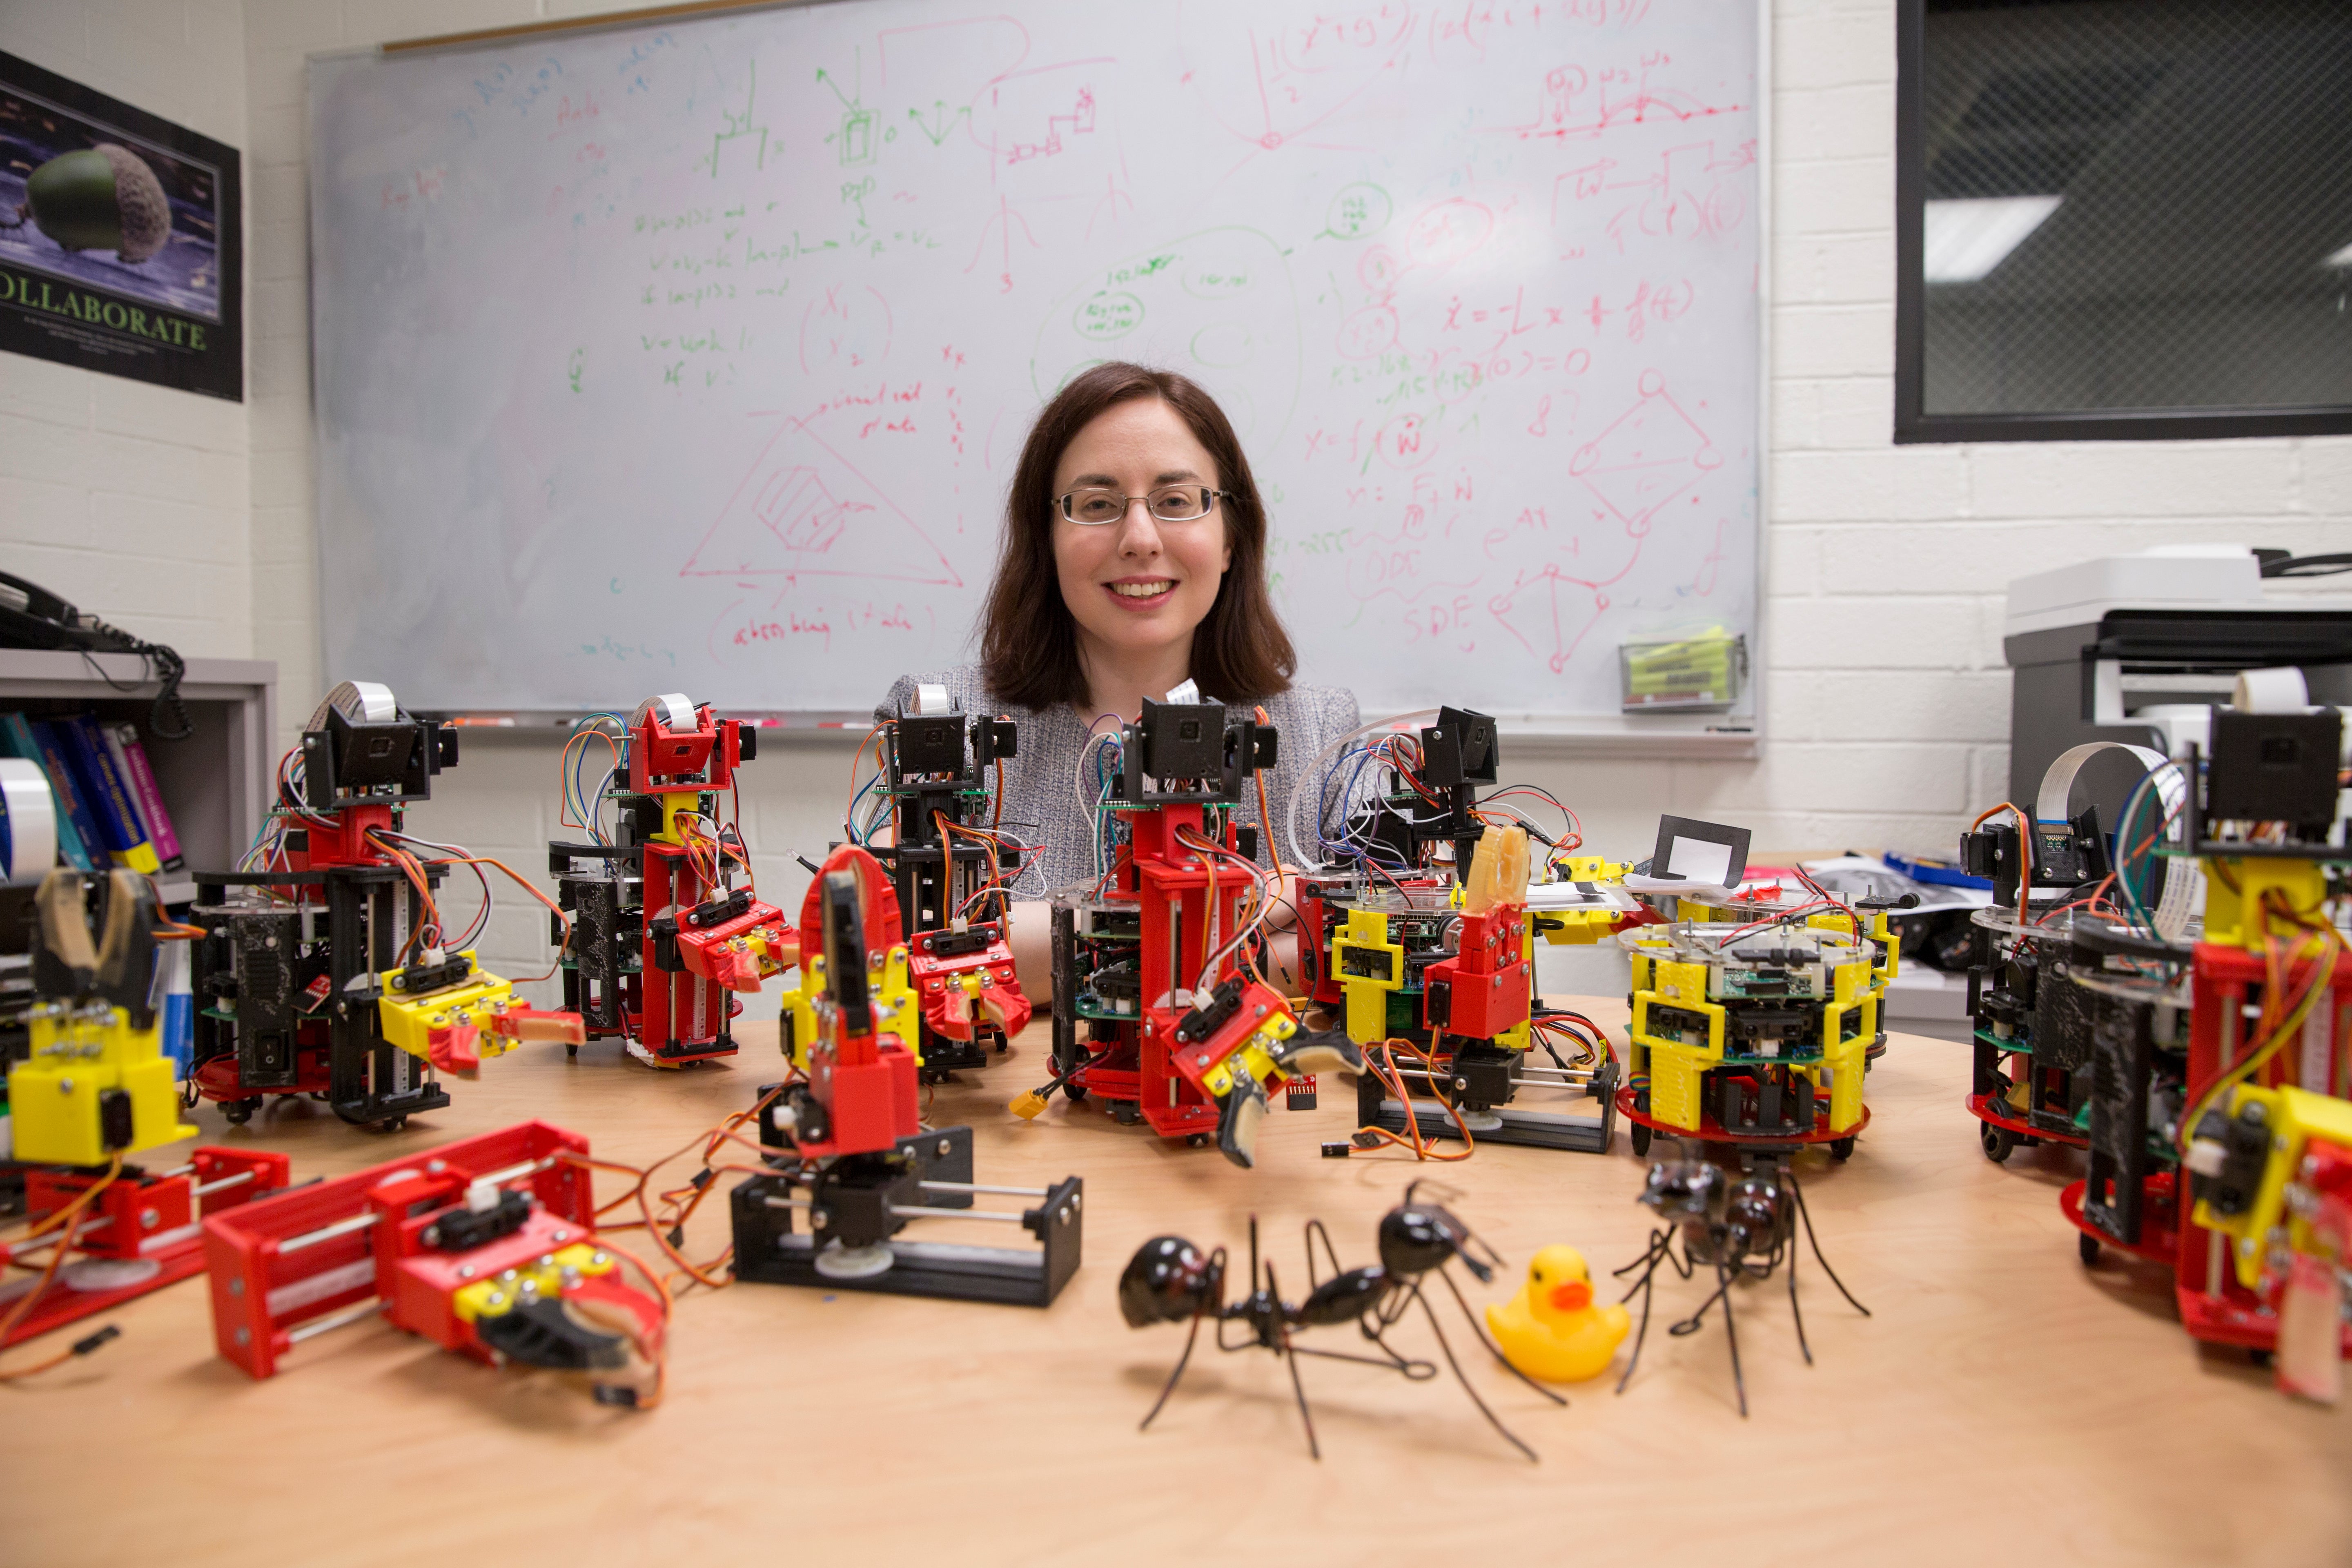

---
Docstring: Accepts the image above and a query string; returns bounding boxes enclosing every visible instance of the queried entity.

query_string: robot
[2,867,290,1355]
[549,695,795,1068]
[1292,706,1619,1153]
[190,682,580,1129]
[1032,695,1359,1168]
[855,684,1029,1080]
[1614,818,1900,1161]
[1958,741,2198,1163]
[203,1120,666,1406]
[2186,1083,2352,1402]
[733,844,1082,1304]
[2060,695,2352,1390]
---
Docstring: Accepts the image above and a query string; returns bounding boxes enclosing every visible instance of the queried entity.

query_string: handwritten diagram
[680,414,962,587]
[1570,370,1721,533]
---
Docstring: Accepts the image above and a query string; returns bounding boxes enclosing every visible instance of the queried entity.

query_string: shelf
[0,650,277,924]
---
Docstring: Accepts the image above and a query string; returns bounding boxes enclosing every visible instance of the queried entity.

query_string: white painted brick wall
[0,2,251,658]
[229,0,2352,1004]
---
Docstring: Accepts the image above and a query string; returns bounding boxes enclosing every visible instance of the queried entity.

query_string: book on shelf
[100,721,183,871]
[51,714,163,876]
[0,711,98,872]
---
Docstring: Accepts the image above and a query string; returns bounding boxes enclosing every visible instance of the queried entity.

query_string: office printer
[2006,545,2352,824]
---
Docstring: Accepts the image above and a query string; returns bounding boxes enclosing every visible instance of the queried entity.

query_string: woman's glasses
[1056,485,1231,525]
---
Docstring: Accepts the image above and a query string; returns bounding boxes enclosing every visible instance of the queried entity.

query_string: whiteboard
[309,0,1762,733]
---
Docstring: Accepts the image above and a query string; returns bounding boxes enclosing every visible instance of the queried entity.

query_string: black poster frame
[0,50,243,402]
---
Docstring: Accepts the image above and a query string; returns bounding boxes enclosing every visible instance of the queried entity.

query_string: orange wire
[846,724,885,839]
[437,854,575,980]
[365,830,442,959]
[576,1231,673,1409]
[1349,1039,1477,1161]
[0,1156,126,1380]
[1970,802,2033,926]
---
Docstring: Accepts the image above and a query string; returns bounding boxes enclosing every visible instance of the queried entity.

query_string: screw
[937,1138,952,1156]
[228,1277,245,1296]
[235,1326,251,1344]
[811,1208,829,1227]
[458,1264,474,1278]
[141,1208,160,1229]
[552,1229,569,1243]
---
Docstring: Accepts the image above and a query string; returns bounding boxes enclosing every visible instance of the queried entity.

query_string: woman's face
[1051,397,1234,677]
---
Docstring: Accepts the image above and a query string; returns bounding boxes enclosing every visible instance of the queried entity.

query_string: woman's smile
[1104,575,1178,608]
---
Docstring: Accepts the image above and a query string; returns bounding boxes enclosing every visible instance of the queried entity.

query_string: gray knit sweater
[875,666,1361,895]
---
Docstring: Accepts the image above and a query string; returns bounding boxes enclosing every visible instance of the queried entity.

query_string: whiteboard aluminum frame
[307,0,1771,758]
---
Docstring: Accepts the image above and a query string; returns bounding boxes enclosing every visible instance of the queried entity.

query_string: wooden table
[7,1002,2348,1567]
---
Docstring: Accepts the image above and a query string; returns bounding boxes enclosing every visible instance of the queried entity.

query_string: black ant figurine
[1613,1151,1868,1417]
[1118,1183,1564,1461]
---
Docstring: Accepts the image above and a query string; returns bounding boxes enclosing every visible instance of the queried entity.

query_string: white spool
[2231,666,2309,714]
[307,679,399,730]
[634,693,697,731]
[0,757,58,886]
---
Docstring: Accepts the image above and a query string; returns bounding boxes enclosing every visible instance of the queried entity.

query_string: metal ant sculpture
[1613,1152,1869,1417]
[1118,1185,1563,1461]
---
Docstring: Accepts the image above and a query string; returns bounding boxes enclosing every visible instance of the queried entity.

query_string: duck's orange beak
[1549,1280,1592,1312]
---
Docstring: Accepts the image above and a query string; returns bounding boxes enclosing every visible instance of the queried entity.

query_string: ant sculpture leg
[1402,1277,1540,1463]
[1260,1262,1323,1461]
[1137,1244,1227,1434]
[1716,1257,1746,1418]
[1612,1224,1690,1398]
[1791,1169,1870,1319]
[1786,1210,1812,1367]
[1426,1266,1570,1408]
[1298,1218,1434,1381]
[1662,1252,1749,1418]
[1138,1305,1207,1433]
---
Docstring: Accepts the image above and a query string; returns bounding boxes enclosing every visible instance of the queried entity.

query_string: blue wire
[847,773,879,846]
[1330,745,1383,864]
[2112,766,2168,925]
[1313,744,1359,861]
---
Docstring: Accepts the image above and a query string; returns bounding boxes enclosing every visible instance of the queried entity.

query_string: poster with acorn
[0,51,241,400]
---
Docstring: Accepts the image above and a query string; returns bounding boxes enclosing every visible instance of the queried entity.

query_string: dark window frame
[1893,0,2352,444]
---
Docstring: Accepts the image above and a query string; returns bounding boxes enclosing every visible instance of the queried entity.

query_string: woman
[876,361,1360,997]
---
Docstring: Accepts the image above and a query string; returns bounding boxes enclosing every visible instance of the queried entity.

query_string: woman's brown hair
[978,362,1296,710]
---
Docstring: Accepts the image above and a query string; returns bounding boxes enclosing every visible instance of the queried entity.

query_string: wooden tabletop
[6,1000,2348,1567]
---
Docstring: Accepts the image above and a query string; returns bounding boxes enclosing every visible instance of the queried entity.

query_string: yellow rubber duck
[1486,1244,1632,1383]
